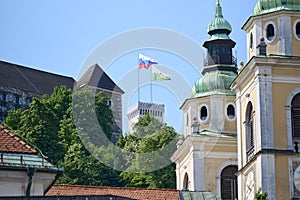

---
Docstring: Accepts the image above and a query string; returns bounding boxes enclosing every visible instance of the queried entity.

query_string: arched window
[296,22,300,39]
[183,173,190,190]
[245,102,255,161]
[221,165,238,200]
[200,105,208,121]
[227,104,235,120]
[186,114,189,126]
[266,23,275,41]
[250,33,253,49]
[292,93,300,139]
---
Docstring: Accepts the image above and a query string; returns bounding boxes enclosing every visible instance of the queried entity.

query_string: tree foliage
[4,86,179,189]
[118,113,178,189]
[4,86,121,186]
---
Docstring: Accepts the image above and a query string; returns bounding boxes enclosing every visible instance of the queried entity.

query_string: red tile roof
[46,184,179,200]
[0,125,37,154]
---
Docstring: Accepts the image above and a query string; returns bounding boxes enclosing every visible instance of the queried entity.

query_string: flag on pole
[152,66,171,81]
[138,53,158,69]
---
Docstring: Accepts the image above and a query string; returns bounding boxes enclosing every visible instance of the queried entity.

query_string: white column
[190,151,205,191]
[260,154,276,199]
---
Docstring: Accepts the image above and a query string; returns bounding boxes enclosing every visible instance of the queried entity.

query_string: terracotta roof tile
[0,125,37,154]
[46,184,179,200]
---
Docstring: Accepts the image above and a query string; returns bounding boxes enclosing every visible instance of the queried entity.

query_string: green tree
[118,114,178,189]
[4,85,122,186]
[57,142,121,186]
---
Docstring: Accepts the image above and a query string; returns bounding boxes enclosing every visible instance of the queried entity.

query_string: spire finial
[217,0,220,5]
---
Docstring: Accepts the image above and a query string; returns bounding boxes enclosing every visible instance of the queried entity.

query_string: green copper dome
[207,1,232,35]
[254,0,300,15]
[191,70,236,98]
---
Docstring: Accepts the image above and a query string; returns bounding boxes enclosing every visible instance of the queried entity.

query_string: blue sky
[0,0,257,134]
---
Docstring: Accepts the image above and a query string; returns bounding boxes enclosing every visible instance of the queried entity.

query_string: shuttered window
[221,165,238,200]
[245,102,255,161]
[292,94,300,139]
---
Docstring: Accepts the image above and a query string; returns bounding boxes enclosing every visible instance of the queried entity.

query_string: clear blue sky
[0,0,257,134]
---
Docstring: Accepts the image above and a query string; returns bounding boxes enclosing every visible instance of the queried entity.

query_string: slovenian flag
[152,66,171,81]
[138,53,158,69]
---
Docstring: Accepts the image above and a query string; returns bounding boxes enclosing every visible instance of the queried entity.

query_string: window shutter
[221,166,238,200]
[292,107,300,138]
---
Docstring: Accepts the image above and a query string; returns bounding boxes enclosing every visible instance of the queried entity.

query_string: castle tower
[231,1,300,199]
[171,1,238,199]
[127,101,165,135]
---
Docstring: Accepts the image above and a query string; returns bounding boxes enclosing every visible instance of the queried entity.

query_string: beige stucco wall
[204,157,235,193]
[272,82,300,149]
[292,17,300,56]
[239,81,258,166]
[274,155,292,200]
[262,19,279,54]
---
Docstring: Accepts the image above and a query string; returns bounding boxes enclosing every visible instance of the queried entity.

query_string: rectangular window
[2,94,6,102]
[15,96,20,105]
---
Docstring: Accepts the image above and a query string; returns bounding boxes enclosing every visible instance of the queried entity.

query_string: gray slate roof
[77,64,124,94]
[0,60,75,95]
[0,60,123,95]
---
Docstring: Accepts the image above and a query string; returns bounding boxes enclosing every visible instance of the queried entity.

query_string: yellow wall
[275,155,291,199]
[272,82,300,149]
[262,19,279,54]
[292,17,300,56]
[240,84,258,166]
[204,157,236,193]
[197,99,211,131]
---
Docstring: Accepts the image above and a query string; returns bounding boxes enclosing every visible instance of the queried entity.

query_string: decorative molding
[273,76,300,83]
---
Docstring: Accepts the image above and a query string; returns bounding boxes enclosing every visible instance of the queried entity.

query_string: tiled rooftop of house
[46,184,179,200]
[0,125,63,170]
[0,125,37,154]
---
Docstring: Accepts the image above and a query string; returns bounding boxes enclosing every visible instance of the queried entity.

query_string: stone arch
[216,160,238,198]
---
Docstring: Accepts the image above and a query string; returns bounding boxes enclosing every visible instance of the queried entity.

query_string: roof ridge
[54,184,178,191]
[0,60,75,80]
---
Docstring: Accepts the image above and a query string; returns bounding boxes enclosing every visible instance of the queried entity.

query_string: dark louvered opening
[292,94,300,139]
[221,166,238,200]
[292,107,300,138]
[245,102,255,161]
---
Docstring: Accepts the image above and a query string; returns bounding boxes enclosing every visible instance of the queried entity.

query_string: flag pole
[138,55,140,103]
[150,66,153,103]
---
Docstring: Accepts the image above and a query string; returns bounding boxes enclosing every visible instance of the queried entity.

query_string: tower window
[250,33,253,49]
[15,96,20,105]
[107,99,112,107]
[186,114,189,126]
[245,102,255,161]
[200,105,208,121]
[2,94,6,102]
[227,104,235,120]
[183,173,189,190]
[296,22,300,39]
[266,23,275,42]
